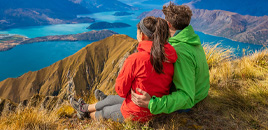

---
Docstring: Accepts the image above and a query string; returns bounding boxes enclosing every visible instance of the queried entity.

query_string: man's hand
[131,88,151,108]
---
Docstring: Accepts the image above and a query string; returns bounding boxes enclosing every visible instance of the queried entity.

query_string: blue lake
[0,9,264,81]
[0,41,91,81]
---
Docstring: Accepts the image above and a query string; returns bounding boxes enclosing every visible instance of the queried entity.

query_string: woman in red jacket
[70,16,178,122]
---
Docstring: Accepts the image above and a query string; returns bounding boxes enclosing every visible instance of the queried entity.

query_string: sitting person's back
[69,16,177,123]
[115,17,177,122]
[129,3,210,115]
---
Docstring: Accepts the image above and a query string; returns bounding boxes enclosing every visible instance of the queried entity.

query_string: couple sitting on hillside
[70,3,210,123]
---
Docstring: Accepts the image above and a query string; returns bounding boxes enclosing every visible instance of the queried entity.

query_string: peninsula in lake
[87,22,131,29]
[113,11,134,16]
[0,34,29,51]
[0,30,118,51]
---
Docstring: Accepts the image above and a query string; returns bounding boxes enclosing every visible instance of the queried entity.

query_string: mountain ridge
[0,34,138,103]
[189,0,268,16]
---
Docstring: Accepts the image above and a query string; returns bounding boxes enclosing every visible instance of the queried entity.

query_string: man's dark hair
[162,2,193,30]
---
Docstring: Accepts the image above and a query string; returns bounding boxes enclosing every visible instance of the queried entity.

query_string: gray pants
[95,95,125,122]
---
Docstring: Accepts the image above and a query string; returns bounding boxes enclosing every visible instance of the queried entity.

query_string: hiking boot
[94,89,107,101]
[70,97,85,120]
[78,98,86,104]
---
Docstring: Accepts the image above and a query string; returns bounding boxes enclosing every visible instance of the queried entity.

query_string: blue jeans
[176,109,191,113]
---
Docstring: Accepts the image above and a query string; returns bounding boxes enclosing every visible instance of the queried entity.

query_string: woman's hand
[131,88,151,108]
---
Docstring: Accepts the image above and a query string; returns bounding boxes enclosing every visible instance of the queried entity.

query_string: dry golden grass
[203,43,234,68]
[0,44,267,129]
[0,108,60,130]
[57,104,75,118]
[79,45,268,129]
[207,47,268,129]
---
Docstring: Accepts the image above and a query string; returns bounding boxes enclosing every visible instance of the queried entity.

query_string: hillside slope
[0,34,138,103]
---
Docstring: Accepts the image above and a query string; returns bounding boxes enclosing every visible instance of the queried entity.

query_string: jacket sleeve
[115,57,136,98]
[148,51,196,114]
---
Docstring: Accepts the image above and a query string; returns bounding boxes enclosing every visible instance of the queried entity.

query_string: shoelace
[79,102,86,113]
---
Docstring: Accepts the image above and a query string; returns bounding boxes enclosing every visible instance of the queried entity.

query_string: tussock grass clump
[0,108,60,130]
[203,43,233,68]
[207,47,268,129]
[235,49,268,80]
[57,105,75,118]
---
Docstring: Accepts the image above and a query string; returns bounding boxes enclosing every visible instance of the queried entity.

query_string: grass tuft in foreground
[0,108,60,130]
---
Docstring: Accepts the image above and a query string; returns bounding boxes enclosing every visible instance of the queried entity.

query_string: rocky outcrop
[0,98,17,116]
[0,34,138,103]
[0,94,68,116]
[86,22,131,29]
[138,9,268,45]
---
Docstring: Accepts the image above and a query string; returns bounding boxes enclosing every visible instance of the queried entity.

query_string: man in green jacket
[131,3,210,114]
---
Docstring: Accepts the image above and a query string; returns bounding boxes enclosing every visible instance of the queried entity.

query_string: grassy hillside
[0,38,267,129]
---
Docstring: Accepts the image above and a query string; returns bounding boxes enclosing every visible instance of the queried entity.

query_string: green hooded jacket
[148,25,210,114]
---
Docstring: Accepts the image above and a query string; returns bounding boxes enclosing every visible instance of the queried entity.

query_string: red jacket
[115,40,178,122]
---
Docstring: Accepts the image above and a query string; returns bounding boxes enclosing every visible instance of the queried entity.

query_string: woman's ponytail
[138,17,170,74]
[150,18,170,74]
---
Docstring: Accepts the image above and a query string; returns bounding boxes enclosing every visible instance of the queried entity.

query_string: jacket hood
[169,25,201,46]
[137,40,177,63]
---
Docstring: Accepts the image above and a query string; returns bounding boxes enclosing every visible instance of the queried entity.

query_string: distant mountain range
[0,0,136,30]
[138,9,268,45]
[125,0,268,16]
[70,0,138,12]
[189,0,268,16]
[0,0,90,19]
[0,0,90,30]
[0,34,138,103]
